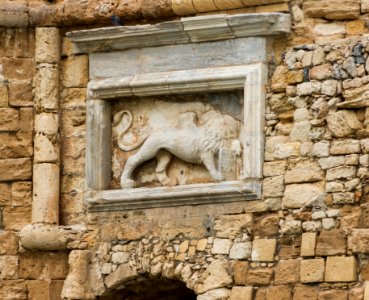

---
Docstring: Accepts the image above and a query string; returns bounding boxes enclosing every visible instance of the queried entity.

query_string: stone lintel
[86,180,261,212]
[88,65,261,99]
[67,13,291,54]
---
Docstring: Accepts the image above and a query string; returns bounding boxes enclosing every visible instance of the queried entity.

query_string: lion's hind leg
[156,150,177,186]
[120,138,160,188]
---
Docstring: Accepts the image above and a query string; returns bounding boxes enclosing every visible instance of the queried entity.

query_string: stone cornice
[67,13,291,53]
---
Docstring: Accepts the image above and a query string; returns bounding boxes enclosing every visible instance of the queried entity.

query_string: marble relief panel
[110,92,244,189]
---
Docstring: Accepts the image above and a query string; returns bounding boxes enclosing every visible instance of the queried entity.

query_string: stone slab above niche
[67,13,291,211]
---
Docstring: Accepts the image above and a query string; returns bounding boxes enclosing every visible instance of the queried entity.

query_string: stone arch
[62,236,234,300]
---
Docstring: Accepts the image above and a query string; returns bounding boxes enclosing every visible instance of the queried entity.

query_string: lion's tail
[113,110,149,152]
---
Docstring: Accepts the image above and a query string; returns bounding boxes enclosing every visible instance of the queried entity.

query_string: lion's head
[201,110,240,153]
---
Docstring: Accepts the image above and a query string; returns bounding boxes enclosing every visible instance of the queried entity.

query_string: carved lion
[113,109,241,189]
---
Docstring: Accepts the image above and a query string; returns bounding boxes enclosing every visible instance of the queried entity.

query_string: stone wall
[4,0,369,299]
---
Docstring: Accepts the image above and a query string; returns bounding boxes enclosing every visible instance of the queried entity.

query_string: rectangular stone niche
[67,13,291,211]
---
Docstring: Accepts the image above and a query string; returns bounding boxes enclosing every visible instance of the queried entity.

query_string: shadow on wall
[98,276,197,300]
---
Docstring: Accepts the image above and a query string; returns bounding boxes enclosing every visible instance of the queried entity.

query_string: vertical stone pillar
[32,28,61,225]
[86,99,111,190]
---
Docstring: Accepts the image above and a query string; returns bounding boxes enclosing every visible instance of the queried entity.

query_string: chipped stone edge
[86,63,266,211]
[67,13,291,54]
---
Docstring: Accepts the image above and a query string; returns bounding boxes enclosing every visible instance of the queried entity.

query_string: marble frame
[85,63,266,211]
[66,13,291,211]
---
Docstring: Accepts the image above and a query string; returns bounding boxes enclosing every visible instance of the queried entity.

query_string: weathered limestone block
[214,214,253,239]
[296,82,321,96]
[310,64,332,81]
[32,163,59,224]
[263,175,284,197]
[0,183,10,206]
[211,239,233,255]
[325,256,357,282]
[12,181,32,207]
[3,206,31,231]
[280,220,301,235]
[266,285,292,300]
[274,142,301,159]
[265,136,290,161]
[0,231,18,255]
[0,108,19,131]
[194,259,233,294]
[293,285,318,299]
[301,232,316,257]
[290,121,311,142]
[35,27,60,64]
[61,88,87,109]
[0,158,31,181]
[343,83,369,102]
[8,80,33,107]
[274,260,300,284]
[251,239,276,262]
[348,229,369,253]
[330,139,361,154]
[230,286,253,300]
[27,280,64,300]
[327,110,362,138]
[285,160,323,184]
[322,80,338,96]
[233,261,248,285]
[269,93,294,113]
[300,259,325,283]
[62,250,105,299]
[104,262,138,289]
[247,267,273,285]
[197,288,230,300]
[282,183,325,209]
[253,214,279,237]
[62,55,88,88]
[263,161,287,177]
[363,0,369,12]
[332,192,355,204]
[0,133,33,159]
[35,65,59,112]
[312,141,330,157]
[361,139,369,153]
[316,230,346,256]
[326,166,356,181]
[271,66,303,92]
[19,251,68,280]
[314,23,346,37]
[19,108,33,133]
[0,280,27,300]
[0,255,18,279]
[197,239,207,251]
[318,290,348,299]
[229,242,252,260]
[303,0,360,20]
[0,83,8,107]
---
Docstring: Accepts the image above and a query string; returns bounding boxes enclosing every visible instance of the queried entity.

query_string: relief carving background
[111,92,244,189]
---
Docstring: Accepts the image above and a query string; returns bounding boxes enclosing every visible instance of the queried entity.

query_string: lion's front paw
[213,173,224,182]
[161,177,178,187]
[121,179,135,189]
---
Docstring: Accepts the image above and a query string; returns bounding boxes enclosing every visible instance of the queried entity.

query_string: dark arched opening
[98,276,197,300]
